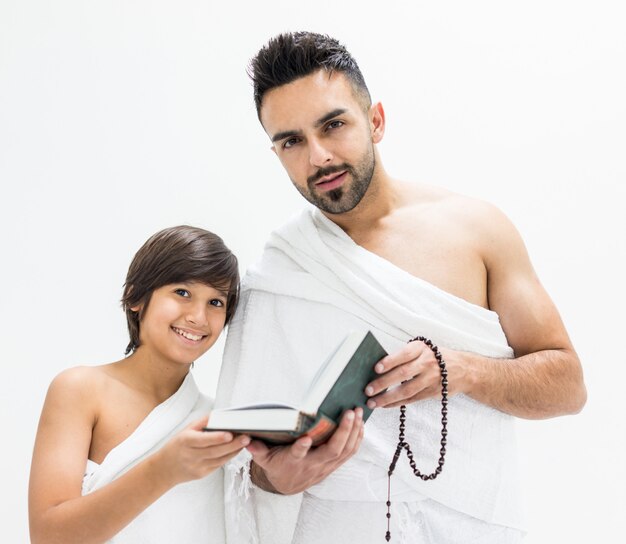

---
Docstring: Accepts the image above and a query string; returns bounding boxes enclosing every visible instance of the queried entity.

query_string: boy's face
[260,70,383,215]
[134,281,228,366]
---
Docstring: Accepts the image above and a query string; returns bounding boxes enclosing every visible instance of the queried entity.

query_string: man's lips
[314,170,347,192]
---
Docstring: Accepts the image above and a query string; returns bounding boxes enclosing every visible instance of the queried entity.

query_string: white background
[1,1,624,542]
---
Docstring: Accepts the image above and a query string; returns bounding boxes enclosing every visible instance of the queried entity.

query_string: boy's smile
[171,326,206,343]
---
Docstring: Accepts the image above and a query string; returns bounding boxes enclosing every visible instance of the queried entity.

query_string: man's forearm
[461,348,586,419]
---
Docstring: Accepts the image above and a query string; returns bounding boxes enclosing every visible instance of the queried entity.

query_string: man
[216,32,586,543]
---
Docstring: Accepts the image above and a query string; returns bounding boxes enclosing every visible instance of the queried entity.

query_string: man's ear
[370,102,385,144]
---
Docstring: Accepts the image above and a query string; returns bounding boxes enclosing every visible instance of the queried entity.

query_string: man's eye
[210,299,225,307]
[328,120,344,130]
[175,289,190,298]
[283,137,299,149]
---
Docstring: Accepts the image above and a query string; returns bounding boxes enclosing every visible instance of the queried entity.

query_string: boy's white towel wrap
[82,373,225,543]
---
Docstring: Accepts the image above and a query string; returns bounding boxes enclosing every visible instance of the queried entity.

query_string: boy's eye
[210,299,225,307]
[175,289,191,298]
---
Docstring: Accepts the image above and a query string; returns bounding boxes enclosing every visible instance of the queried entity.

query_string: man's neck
[322,165,403,238]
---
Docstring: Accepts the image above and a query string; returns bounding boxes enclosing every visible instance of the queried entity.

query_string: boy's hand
[247,408,364,495]
[153,416,250,486]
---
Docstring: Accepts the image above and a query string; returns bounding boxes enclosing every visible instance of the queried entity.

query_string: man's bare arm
[366,203,586,419]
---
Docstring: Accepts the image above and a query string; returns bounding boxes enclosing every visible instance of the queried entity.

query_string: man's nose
[308,137,333,167]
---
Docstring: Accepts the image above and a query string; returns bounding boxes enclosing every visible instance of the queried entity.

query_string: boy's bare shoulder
[47,365,115,407]
[51,365,108,386]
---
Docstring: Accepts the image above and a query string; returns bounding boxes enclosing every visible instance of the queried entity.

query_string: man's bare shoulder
[403,181,510,230]
[402,181,524,262]
[406,182,503,219]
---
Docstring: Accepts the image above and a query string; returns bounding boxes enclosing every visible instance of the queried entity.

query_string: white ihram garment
[82,373,225,543]
[217,208,526,544]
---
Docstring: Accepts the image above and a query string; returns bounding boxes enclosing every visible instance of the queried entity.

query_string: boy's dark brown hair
[121,225,239,355]
[248,31,371,119]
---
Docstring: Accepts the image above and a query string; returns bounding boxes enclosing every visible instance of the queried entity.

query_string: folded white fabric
[218,208,525,544]
[82,373,225,543]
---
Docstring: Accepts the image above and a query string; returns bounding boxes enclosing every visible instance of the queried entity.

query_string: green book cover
[316,331,388,424]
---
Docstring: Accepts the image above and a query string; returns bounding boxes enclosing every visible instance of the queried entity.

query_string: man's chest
[354,227,489,309]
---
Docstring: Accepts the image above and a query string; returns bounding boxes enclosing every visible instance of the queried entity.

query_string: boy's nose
[186,304,209,327]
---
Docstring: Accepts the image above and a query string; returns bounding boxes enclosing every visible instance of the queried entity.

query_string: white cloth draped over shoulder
[82,373,225,544]
[217,208,525,544]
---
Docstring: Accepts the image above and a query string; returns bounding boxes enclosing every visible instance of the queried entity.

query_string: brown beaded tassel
[385,336,448,542]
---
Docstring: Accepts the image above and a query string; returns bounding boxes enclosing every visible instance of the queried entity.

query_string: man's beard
[293,145,375,214]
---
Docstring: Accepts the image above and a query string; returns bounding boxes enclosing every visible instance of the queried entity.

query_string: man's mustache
[308,164,352,186]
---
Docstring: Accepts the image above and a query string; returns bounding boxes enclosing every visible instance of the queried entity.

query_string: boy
[29,225,246,543]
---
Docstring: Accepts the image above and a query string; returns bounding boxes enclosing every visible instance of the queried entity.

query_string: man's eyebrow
[315,108,347,127]
[270,108,348,143]
[271,129,301,143]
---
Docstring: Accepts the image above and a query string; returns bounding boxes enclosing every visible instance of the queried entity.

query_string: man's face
[260,70,378,214]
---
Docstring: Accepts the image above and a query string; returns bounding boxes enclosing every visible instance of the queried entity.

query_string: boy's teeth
[173,327,202,341]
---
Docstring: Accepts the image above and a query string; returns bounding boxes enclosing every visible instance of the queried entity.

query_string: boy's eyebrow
[270,108,348,143]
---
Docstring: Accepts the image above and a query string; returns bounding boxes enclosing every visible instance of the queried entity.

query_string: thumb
[187,416,209,432]
[246,439,271,465]
[289,436,313,459]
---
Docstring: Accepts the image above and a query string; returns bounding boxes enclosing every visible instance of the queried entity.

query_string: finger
[367,345,439,397]
[365,359,422,397]
[341,407,363,456]
[202,438,250,461]
[245,439,271,465]
[188,430,234,448]
[372,375,443,408]
[315,410,355,460]
[187,416,210,432]
[354,416,365,451]
[369,382,418,408]
[288,435,313,460]
[374,342,425,374]
[200,434,251,457]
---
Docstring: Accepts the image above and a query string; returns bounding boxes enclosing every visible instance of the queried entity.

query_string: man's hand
[246,408,364,495]
[365,341,468,408]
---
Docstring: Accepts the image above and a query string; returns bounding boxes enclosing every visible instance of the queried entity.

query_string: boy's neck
[114,350,191,403]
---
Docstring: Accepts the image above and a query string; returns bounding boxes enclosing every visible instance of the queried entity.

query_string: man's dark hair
[249,31,371,118]
[121,225,240,355]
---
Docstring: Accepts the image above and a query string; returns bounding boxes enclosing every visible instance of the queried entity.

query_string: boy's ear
[125,284,140,313]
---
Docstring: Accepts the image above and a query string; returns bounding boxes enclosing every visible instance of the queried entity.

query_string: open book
[205,330,387,445]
